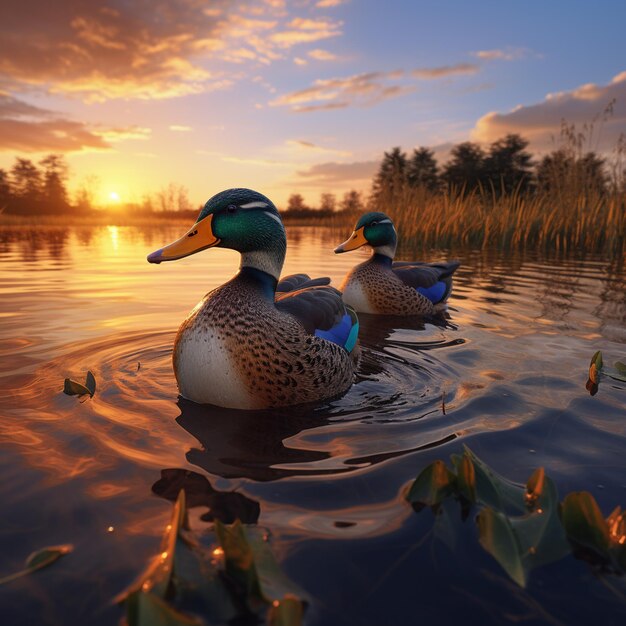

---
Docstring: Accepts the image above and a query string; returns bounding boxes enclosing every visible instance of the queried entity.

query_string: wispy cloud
[316,0,349,7]
[169,125,192,132]
[285,139,351,156]
[412,63,479,79]
[271,70,412,112]
[295,159,378,185]
[269,17,343,47]
[472,47,534,61]
[308,49,338,61]
[0,94,139,152]
[471,70,626,149]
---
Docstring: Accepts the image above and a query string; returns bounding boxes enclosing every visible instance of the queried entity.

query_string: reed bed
[289,187,625,257]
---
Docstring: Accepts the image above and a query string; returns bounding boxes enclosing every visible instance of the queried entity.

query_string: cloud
[472,47,532,61]
[308,49,338,61]
[0,0,243,101]
[296,160,378,185]
[294,57,308,66]
[285,139,351,156]
[471,70,626,150]
[412,63,479,79]
[269,17,343,47]
[271,70,412,112]
[0,93,146,152]
[316,0,348,7]
[169,125,192,132]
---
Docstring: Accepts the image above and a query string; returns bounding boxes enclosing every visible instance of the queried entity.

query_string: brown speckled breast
[340,259,434,315]
[173,274,357,409]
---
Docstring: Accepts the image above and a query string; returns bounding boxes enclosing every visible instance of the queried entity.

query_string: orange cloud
[0,93,147,152]
[472,47,533,61]
[471,71,626,149]
[308,49,338,61]
[271,70,411,112]
[412,63,479,79]
[295,159,377,186]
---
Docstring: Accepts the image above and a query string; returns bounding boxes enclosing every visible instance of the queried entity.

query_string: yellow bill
[334,227,368,253]
[147,215,219,264]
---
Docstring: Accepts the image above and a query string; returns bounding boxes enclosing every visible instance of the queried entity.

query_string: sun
[109,191,121,203]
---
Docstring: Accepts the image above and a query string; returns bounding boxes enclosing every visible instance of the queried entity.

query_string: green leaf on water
[125,590,202,626]
[0,544,73,586]
[615,361,626,375]
[268,595,304,626]
[605,361,626,383]
[405,460,455,507]
[463,446,527,514]
[215,520,307,608]
[456,452,476,504]
[477,508,526,587]
[561,491,611,559]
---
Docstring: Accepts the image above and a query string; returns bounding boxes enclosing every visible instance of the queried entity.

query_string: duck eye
[370,220,379,226]
[227,204,237,214]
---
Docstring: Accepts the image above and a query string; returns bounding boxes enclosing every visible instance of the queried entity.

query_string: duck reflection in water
[173,397,351,482]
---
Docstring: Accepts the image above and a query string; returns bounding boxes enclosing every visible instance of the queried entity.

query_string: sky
[1,0,625,208]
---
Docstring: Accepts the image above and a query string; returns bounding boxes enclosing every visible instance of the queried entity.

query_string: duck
[334,212,460,315]
[147,188,359,410]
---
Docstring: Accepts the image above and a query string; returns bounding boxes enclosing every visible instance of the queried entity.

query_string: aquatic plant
[406,446,626,587]
[116,490,305,626]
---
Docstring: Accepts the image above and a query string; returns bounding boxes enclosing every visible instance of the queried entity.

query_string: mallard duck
[147,188,359,409]
[334,212,460,315]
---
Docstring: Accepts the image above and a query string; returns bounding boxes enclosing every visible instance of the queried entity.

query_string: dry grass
[309,187,626,257]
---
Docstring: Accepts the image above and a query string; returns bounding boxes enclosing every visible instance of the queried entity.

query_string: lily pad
[0,544,73,586]
[125,590,202,626]
[586,350,603,395]
[405,460,455,507]
[456,452,476,504]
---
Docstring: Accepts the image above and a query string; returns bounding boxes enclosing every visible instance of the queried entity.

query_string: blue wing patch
[416,281,447,304]
[315,308,359,353]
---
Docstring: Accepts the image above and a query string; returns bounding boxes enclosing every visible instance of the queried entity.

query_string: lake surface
[0,224,624,625]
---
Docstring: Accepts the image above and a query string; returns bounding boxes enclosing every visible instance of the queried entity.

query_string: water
[0,225,624,625]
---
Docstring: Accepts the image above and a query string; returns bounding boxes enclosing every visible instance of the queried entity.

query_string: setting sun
[109,191,121,203]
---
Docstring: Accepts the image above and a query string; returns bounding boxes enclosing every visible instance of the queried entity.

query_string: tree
[339,189,364,213]
[0,169,10,210]
[287,193,307,212]
[371,147,408,201]
[537,149,607,196]
[39,154,69,208]
[483,134,533,195]
[442,142,485,192]
[10,158,42,200]
[74,175,100,211]
[319,193,337,212]
[407,147,440,192]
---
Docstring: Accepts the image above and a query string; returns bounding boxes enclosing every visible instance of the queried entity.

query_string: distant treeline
[283,130,625,218]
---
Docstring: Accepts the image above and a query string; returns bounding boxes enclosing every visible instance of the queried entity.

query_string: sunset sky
[1,0,625,208]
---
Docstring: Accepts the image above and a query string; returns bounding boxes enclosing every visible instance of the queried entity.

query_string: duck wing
[276,273,331,293]
[275,284,359,353]
[392,260,461,304]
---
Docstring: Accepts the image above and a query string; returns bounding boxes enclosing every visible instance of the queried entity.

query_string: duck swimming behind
[148,188,359,409]
[335,212,460,316]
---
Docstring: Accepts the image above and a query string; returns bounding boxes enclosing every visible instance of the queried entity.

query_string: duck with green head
[335,212,460,315]
[148,188,359,409]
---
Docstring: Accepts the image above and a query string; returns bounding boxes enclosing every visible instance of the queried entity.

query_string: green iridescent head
[335,212,397,255]
[147,188,285,264]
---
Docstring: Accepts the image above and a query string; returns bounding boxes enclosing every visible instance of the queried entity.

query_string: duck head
[147,188,286,278]
[334,212,397,259]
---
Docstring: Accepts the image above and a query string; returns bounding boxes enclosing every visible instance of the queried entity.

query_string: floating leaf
[125,590,202,626]
[405,460,455,507]
[63,378,91,397]
[0,544,73,586]
[615,361,626,375]
[525,467,545,510]
[477,508,526,587]
[215,520,306,608]
[268,595,304,626]
[606,361,626,383]
[561,491,610,559]
[85,370,96,396]
[463,446,527,514]
[456,453,476,504]
[606,506,626,571]
[586,350,603,395]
